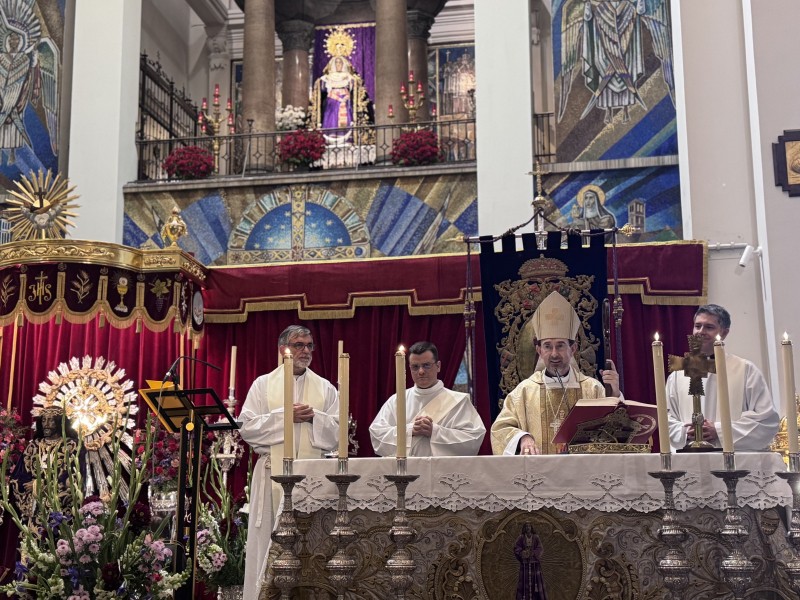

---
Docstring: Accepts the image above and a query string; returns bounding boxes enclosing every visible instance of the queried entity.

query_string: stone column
[407,10,434,122]
[241,0,276,171]
[277,20,315,113]
[375,0,409,163]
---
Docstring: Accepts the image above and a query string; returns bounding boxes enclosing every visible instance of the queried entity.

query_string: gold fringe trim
[205,289,483,323]
[0,302,179,332]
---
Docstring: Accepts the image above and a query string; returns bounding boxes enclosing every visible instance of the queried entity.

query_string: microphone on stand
[163,355,222,386]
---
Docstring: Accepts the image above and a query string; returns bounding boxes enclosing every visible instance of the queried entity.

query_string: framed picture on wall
[427,44,475,120]
[773,129,800,196]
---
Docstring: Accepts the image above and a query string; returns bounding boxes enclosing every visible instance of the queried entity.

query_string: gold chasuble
[492,367,606,454]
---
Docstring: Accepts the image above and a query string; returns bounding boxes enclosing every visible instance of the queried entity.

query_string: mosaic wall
[552,0,676,163]
[0,0,63,189]
[543,165,681,240]
[123,172,477,265]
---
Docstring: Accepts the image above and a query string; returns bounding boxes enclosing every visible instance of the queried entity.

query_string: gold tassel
[98,312,106,328]
[55,308,62,325]
[136,318,142,334]
[15,312,23,327]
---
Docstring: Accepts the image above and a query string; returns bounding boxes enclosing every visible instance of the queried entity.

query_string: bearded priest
[491,291,620,455]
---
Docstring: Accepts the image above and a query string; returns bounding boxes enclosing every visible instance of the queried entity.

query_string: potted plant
[278,128,326,170]
[390,128,443,166]
[162,145,215,180]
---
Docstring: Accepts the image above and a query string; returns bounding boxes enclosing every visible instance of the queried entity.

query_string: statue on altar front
[310,27,372,145]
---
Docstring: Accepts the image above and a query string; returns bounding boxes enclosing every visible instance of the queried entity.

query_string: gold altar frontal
[260,454,796,599]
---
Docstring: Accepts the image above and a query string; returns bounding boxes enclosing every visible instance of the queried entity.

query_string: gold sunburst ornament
[32,355,139,500]
[5,169,80,240]
[325,26,355,58]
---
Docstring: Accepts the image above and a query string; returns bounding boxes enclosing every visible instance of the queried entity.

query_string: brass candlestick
[388,70,425,125]
[385,458,419,599]
[648,453,691,596]
[270,472,306,599]
[710,453,754,599]
[325,458,360,599]
[198,85,234,173]
[776,452,800,592]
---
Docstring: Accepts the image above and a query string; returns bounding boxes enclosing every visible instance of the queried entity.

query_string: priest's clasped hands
[685,419,719,443]
[412,414,433,437]
[293,403,315,423]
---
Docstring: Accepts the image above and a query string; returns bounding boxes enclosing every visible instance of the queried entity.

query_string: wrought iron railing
[134,119,476,182]
[138,53,199,144]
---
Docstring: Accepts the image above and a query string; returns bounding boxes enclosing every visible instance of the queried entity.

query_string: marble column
[277,20,315,113]
[241,0,276,170]
[407,10,434,122]
[375,0,409,163]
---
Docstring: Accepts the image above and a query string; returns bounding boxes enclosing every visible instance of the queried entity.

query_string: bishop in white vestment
[369,341,486,456]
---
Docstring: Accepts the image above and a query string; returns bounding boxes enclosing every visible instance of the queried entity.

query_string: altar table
[261,453,797,599]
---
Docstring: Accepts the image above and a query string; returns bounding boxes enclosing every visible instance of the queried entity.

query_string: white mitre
[532,291,580,341]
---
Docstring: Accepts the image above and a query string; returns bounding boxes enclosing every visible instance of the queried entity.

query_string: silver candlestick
[776,452,800,592]
[385,458,419,599]
[648,453,691,596]
[710,452,754,599]
[326,458,360,600]
[270,468,306,600]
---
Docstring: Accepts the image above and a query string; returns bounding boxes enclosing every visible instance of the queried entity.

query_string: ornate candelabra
[384,458,419,599]
[270,460,305,600]
[776,452,800,592]
[198,83,234,172]
[710,453,754,599]
[325,458,360,599]
[648,453,691,597]
[388,70,425,124]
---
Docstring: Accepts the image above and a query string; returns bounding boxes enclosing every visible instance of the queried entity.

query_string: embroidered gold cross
[543,306,564,324]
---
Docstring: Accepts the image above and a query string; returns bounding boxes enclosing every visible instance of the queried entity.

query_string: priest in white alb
[369,341,486,456]
[666,304,779,450]
[238,325,339,600]
[491,291,620,455]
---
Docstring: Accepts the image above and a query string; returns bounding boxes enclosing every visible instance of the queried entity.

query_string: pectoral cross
[550,415,563,437]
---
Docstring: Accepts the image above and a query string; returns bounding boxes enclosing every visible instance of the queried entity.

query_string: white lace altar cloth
[288,452,790,514]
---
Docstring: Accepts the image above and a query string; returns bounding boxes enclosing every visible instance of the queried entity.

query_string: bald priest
[491,291,621,455]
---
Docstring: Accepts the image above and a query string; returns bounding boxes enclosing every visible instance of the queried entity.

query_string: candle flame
[715,334,722,343]
[398,345,405,354]
[284,348,291,357]
[785,332,790,342]
[654,332,660,342]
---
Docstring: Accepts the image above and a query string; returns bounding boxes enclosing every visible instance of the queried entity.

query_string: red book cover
[552,398,659,446]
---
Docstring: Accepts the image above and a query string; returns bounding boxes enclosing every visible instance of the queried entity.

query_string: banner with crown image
[479,231,608,420]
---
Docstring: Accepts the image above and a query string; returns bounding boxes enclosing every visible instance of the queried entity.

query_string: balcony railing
[135,119,476,182]
[534,112,555,162]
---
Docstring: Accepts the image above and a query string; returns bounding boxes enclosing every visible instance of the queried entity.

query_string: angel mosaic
[0,0,59,164]
[558,0,674,124]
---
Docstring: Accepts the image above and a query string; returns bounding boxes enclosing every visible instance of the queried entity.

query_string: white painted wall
[140,0,192,90]
[475,0,535,237]
[68,0,142,243]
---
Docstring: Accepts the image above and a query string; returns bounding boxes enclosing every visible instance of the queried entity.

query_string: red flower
[390,129,443,166]
[162,145,214,180]
[278,129,326,166]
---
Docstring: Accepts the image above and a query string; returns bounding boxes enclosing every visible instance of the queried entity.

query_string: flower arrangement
[278,128,327,167]
[275,104,307,131]
[134,427,181,490]
[0,416,190,599]
[390,128,443,166]
[195,435,247,590]
[162,145,215,180]
[0,408,28,476]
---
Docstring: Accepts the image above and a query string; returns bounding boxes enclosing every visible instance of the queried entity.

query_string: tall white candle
[782,333,799,454]
[339,351,349,458]
[283,348,294,468]
[228,345,237,392]
[713,336,734,453]
[651,333,671,454]
[395,345,406,458]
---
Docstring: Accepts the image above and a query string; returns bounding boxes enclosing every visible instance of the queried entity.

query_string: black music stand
[139,381,238,600]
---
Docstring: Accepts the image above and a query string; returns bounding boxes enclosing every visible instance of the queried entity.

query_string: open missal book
[551,397,658,453]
